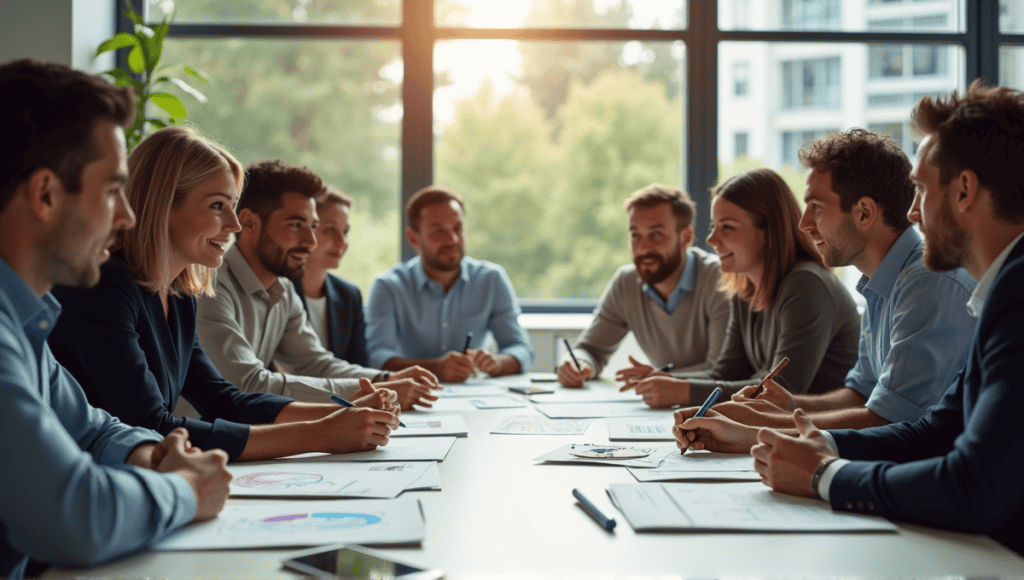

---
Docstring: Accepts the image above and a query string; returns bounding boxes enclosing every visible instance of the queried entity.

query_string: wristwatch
[810,456,839,499]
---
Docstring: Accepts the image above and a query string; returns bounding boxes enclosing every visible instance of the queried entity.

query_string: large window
[137,0,1008,310]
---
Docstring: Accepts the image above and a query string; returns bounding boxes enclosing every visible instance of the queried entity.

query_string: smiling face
[168,167,240,274]
[800,169,867,268]
[706,196,765,286]
[253,191,319,282]
[408,200,466,274]
[306,200,350,273]
[47,120,135,289]
[628,202,689,286]
[909,135,969,272]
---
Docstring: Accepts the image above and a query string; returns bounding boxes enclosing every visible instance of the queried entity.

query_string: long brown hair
[712,168,823,310]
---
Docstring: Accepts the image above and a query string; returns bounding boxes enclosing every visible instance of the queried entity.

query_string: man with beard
[557,184,730,388]
[675,81,1024,556]
[197,160,439,407]
[365,185,534,383]
[706,129,975,430]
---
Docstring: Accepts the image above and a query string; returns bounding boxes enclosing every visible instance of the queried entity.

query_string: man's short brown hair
[800,128,914,230]
[237,160,326,232]
[913,80,1024,224]
[623,183,696,230]
[0,59,135,213]
[405,185,465,231]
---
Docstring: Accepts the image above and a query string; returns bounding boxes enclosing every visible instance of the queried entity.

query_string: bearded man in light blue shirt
[366,185,534,383]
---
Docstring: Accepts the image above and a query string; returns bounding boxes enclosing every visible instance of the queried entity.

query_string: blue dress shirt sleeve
[365,272,406,369]
[486,266,535,371]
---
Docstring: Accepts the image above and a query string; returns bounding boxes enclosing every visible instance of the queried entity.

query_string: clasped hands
[435,349,505,383]
[374,365,440,410]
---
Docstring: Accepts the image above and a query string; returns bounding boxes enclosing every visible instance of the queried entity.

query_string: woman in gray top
[626,168,860,408]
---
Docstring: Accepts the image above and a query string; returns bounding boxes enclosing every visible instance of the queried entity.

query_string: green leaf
[95,32,137,56]
[150,92,188,119]
[183,65,211,84]
[169,77,208,103]
[146,118,168,129]
[127,9,143,26]
[127,45,145,73]
[147,34,163,71]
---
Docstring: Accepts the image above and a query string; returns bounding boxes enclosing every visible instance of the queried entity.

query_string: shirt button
[855,500,865,511]
[866,501,875,511]
[38,320,49,330]
[845,501,854,510]
[442,323,448,328]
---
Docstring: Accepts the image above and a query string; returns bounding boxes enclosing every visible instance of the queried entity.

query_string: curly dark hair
[238,159,327,228]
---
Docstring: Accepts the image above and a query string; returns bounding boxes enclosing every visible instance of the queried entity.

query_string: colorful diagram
[233,471,323,490]
[261,512,383,528]
[627,424,668,434]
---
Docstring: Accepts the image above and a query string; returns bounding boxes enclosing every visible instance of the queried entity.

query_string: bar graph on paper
[606,416,676,441]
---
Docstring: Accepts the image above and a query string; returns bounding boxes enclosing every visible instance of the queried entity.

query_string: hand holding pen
[557,338,594,388]
[733,357,790,403]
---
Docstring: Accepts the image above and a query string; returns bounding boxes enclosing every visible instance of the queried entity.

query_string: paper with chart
[535,402,664,419]
[438,384,509,397]
[606,416,676,440]
[529,390,642,404]
[155,498,425,550]
[628,451,760,482]
[468,395,528,409]
[390,414,468,437]
[405,462,442,491]
[228,461,433,498]
[272,437,457,463]
[608,482,897,532]
[535,442,675,468]
[490,415,592,435]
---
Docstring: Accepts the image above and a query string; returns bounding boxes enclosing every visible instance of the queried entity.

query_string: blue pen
[573,488,616,531]
[463,332,473,354]
[331,394,405,428]
[660,363,675,373]
[563,338,582,372]
[682,386,723,455]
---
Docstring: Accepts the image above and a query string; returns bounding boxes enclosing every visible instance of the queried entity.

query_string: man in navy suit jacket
[675,80,1024,555]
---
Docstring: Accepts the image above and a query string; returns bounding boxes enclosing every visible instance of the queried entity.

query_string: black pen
[660,363,675,373]
[563,338,582,372]
[331,394,405,428]
[573,488,616,531]
[463,332,473,354]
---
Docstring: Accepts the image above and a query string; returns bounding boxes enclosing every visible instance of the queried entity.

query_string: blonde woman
[49,126,399,461]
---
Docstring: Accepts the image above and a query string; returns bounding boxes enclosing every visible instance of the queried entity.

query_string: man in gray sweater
[558,184,730,387]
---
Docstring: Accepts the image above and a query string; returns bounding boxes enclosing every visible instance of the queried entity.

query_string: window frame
[122,0,1005,313]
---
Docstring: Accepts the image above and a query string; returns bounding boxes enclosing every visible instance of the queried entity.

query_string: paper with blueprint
[155,498,426,549]
[627,450,760,481]
[608,482,897,532]
[228,461,433,498]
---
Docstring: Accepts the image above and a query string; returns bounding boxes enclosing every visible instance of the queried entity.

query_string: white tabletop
[44,382,1024,578]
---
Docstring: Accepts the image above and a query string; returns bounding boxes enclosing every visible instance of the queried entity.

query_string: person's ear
[238,208,260,234]
[955,169,980,214]
[679,225,694,248]
[25,168,66,223]
[405,226,420,250]
[854,197,878,230]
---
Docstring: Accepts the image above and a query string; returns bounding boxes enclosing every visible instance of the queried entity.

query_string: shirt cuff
[822,431,839,455]
[818,458,850,503]
[864,385,927,424]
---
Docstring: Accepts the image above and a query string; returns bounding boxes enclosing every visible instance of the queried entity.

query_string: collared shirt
[196,245,381,403]
[967,230,1024,317]
[641,247,698,314]
[0,258,195,579]
[365,256,534,371]
[844,227,977,424]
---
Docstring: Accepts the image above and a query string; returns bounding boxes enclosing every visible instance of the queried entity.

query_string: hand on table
[435,351,476,383]
[469,349,502,376]
[751,409,837,498]
[382,366,441,410]
[622,376,689,408]
[673,406,760,454]
[352,377,401,415]
[316,404,400,454]
[614,355,670,384]
[155,428,231,522]
[732,377,796,411]
[557,359,594,388]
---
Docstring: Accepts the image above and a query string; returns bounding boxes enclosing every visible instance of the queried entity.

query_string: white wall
[1,0,114,71]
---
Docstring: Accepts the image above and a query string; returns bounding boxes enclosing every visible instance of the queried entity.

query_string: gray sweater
[681,260,861,403]
[567,247,730,375]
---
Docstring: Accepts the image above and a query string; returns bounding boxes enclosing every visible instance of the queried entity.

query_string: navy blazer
[829,236,1024,555]
[49,257,291,461]
[292,273,369,366]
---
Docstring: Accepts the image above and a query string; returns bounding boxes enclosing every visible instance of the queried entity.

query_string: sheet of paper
[228,461,432,499]
[405,462,442,491]
[155,498,425,550]
[490,415,592,435]
[534,443,675,468]
[437,384,508,397]
[391,414,468,437]
[535,402,665,419]
[273,437,457,463]
[608,482,897,532]
[606,416,676,440]
[529,391,643,404]
[627,450,759,481]
[468,395,528,409]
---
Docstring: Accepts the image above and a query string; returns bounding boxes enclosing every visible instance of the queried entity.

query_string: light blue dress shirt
[641,247,698,314]
[0,258,196,579]
[844,227,977,423]
[365,256,535,371]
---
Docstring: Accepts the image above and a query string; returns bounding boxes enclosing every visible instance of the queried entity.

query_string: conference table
[45,378,1024,579]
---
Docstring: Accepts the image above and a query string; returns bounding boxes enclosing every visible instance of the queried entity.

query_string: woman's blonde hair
[118,126,243,297]
[712,168,823,311]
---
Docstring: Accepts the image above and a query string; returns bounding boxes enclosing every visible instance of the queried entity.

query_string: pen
[682,386,723,455]
[660,363,675,373]
[331,394,405,428]
[563,338,582,372]
[748,356,790,399]
[572,488,616,531]
[463,332,473,354]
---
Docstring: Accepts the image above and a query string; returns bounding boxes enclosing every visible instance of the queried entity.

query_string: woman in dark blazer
[292,189,370,367]
[49,126,398,462]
